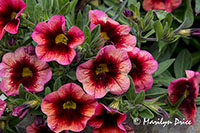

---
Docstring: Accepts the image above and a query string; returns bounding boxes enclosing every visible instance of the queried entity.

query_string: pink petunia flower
[41,83,97,132]
[0,99,6,117]
[32,15,85,65]
[0,0,26,40]
[76,45,132,98]
[142,0,182,12]
[128,47,158,93]
[168,70,200,125]
[0,46,52,96]
[89,9,136,52]
[88,103,126,133]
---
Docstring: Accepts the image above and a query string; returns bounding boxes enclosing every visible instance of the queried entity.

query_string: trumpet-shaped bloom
[0,46,52,96]
[128,47,158,93]
[41,83,97,132]
[168,70,200,124]
[88,103,126,133]
[142,0,182,12]
[76,45,132,98]
[0,99,6,117]
[0,0,26,40]
[89,9,136,51]
[32,15,85,65]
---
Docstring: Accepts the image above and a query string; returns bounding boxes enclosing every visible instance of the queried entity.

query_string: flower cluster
[0,0,199,132]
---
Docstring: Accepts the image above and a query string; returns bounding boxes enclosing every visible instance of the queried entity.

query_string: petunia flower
[76,45,132,98]
[142,0,182,12]
[88,103,126,133]
[89,9,136,51]
[0,99,6,117]
[32,15,85,65]
[0,46,52,96]
[0,0,27,40]
[26,116,68,133]
[168,70,200,125]
[41,83,97,132]
[12,100,39,119]
[128,47,158,93]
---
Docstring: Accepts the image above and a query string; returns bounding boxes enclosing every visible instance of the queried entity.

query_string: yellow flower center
[22,67,33,77]
[96,64,109,75]
[184,89,189,98]
[11,12,17,20]
[100,32,110,40]
[55,34,68,45]
[63,100,76,110]
[132,63,137,69]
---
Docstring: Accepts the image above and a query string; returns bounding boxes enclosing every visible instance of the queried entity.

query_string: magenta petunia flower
[0,0,26,40]
[128,47,158,93]
[88,103,126,133]
[76,45,132,98]
[0,99,6,117]
[41,83,97,132]
[142,0,182,12]
[0,46,52,96]
[168,70,200,124]
[32,15,85,65]
[89,9,136,52]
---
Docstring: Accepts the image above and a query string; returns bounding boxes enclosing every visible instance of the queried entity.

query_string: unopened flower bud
[123,9,133,17]
[178,28,200,36]
[7,38,16,46]
[24,45,35,55]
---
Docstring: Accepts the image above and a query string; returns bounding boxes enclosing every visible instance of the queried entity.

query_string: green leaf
[135,90,145,104]
[26,0,37,21]
[174,49,192,78]
[83,26,91,43]
[130,4,140,18]
[124,76,136,101]
[91,24,101,41]
[154,77,176,86]
[45,87,51,96]
[154,10,168,20]
[53,77,62,91]
[57,2,70,14]
[67,70,77,81]
[153,20,163,41]
[18,84,26,99]
[163,13,172,28]
[145,87,168,96]
[182,0,194,28]
[143,10,154,32]
[154,58,175,77]
[68,0,78,12]
[139,107,154,119]
[33,4,43,23]
[195,0,200,15]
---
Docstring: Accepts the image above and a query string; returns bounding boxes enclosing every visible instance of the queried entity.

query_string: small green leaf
[163,13,172,28]
[45,87,51,96]
[18,84,26,99]
[135,90,145,104]
[53,77,62,91]
[124,75,136,101]
[57,2,70,14]
[174,49,192,78]
[195,0,200,15]
[154,58,175,77]
[182,0,194,28]
[67,70,77,81]
[84,26,91,43]
[139,107,154,119]
[154,77,176,86]
[153,20,163,41]
[154,10,168,20]
[145,87,168,96]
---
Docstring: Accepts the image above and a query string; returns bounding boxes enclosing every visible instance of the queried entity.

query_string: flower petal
[48,15,65,33]
[4,19,20,34]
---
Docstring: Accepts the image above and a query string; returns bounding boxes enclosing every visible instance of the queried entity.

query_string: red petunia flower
[0,0,26,40]
[76,45,132,98]
[26,116,68,133]
[142,0,182,12]
[0,99,6,117]
[89,9,136,52]
[32,15,85,65]
[128,47,158,93]
[168,70,200,124]
[41,83,97,132]
[88,103,126,133]
[0,46,52,96]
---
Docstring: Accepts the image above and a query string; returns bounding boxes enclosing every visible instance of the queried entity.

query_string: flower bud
[7,38,16,46]
[123,9,133,17]
[178,28,200,36]
[24,45,35,55]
